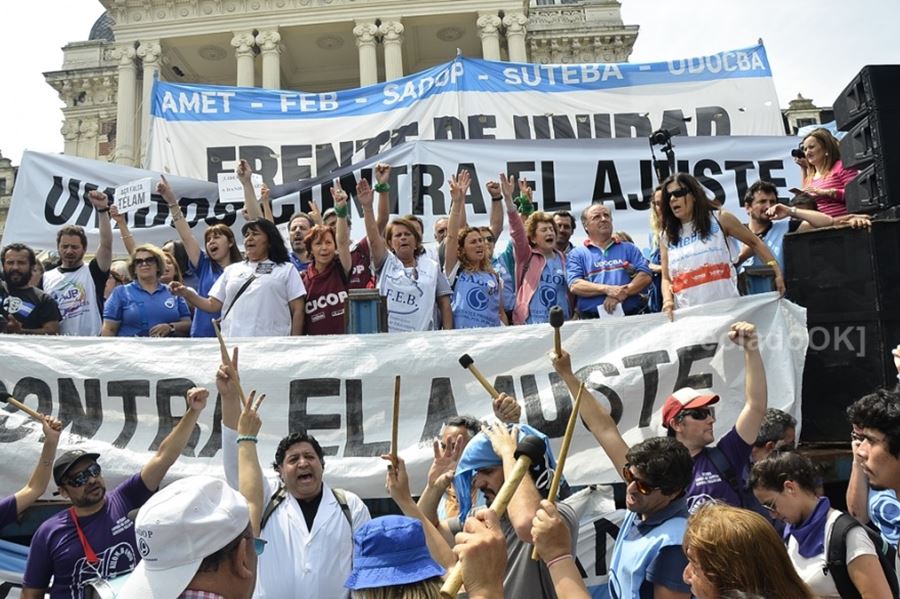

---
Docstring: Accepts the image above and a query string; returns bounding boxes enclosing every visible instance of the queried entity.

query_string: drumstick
[531,382,585,560]
[458,354,500,399]
[549,306,564,356]
[391,376,401,461]
[0,392,44,422]
[212,319,247,403]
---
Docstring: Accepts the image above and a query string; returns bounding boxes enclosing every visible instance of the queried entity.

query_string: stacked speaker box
[784,220,900,443]
[834,65,900,213]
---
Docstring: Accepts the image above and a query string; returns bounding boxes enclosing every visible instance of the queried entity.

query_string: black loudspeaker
[845,164,899,214]
[784,221,900,442]
[834,65,900,131]
[840,111,900,213]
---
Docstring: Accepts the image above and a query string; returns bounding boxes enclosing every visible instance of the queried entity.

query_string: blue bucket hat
[453,423,558,522]
[344,515,446,590]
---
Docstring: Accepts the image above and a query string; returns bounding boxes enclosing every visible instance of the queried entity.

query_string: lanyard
[68,507,99,564]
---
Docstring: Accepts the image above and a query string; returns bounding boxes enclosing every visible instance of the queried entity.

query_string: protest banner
[112,177,153,215]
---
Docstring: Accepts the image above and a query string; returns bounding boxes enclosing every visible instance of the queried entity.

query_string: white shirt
[43,262,103,336]
[787,508,877,598]
[208,260,305,337]
[222,427,371,599]
[376,252,441,332]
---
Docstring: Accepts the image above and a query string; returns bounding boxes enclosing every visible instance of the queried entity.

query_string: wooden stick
[440,455,535,598]
[0,393,44,423]
[391,375,401,460]
[212,319,247,403]
[531,382,584,560]
[458,354,500,399]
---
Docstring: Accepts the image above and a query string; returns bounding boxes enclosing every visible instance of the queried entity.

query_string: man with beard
[287,212,314,272]
[738,180,831,295]
[552,350,692,598]
[1,243,60,334]
[21,387,210,599]
[42,190,113,336]
[552,211,576,255]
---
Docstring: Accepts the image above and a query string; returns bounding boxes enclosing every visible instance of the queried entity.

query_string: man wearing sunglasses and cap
[552,351,694,599]
[21,387,210,599]
[661,321,768,513]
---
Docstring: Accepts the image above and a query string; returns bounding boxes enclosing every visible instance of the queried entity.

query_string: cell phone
[788,187,803,196]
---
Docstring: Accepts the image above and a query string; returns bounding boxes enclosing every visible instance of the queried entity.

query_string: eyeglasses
[65,462,102,488]
[133,258,156,267]
[761,497,778,513]
[621,464,660,495]
[677,407,715,422]
[669,187,690,198]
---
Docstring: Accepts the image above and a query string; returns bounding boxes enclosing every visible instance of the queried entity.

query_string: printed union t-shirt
[3,286,61,329]
[23,474,154,599]
[302,259,350,336]
[449,268,502,329]
[526,254,570,324]
[685,427,752,513]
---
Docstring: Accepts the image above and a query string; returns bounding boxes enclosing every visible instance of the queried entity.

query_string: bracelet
[236,435,258,444]
[333,204,348,218]
[789,207,797,216]
[766,259,778,268]
[172,213,184,223]
[545,554,573,568]
[122,234,133,239]
[374,182,390,193]
[490,195,502,202]
[96,207,110,213]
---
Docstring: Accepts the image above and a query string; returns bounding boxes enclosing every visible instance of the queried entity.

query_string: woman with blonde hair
[683,502,816,599]
[796,127,859,217]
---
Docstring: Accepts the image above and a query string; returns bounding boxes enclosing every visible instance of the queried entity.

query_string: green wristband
[373,182,391,193]
[333,204,348,218]
[236,435,258,444]
[515,195,535,216]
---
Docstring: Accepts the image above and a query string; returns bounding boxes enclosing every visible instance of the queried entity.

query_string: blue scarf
[784,496,831,558]
[453,423,558,522]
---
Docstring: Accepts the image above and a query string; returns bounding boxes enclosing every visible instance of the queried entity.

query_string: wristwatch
[790,207,797,216]
[168,323,175,335]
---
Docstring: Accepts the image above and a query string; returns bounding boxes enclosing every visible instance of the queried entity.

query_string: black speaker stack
[835,65,900,214]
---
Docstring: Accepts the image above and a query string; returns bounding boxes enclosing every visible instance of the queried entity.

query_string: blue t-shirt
[566,240,651,316]
[23,474,154,599]
[869,489,900,546]
[289,252,311,273]
[492,256,516,313]
[450,270,502,329]
[103,282,190,337]
[526,254,570,324]
[0,494,17,529]
[741,219,791,295]
[686,427,752,513]
[189,251,224,338]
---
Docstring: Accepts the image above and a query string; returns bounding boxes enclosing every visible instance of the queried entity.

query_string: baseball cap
[53,449,100,485]
[116,476,250,599]
[661,387,720,429]
[344,516,445,590]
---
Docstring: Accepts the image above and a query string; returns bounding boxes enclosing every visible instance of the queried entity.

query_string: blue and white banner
[147,44,784,182]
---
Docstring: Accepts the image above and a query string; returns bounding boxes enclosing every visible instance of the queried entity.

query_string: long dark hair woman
[659,173,784,320]
[171,219,306,336]
[750,451,893,599]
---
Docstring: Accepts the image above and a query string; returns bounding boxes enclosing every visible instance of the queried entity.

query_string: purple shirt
[0,494,17,529]
[685,427,752,513]
[23,474,154,599]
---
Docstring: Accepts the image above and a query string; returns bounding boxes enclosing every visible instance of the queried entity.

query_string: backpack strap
[260,484,288,531]
[705,446,744,506]
[826,513,864,599]
[332,488,354,531]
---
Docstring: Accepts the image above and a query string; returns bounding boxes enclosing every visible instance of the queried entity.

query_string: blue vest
[451,270,502,329]
[608,509,687,599]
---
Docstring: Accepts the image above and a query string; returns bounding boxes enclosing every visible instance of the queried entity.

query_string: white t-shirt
[787,508,877,598]
[42,261,106,336]
[208,259,305,337]
[376,252,444,332]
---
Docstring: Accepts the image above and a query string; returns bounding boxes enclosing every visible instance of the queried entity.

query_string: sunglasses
[133,257,156,267]
[669,187,690,198]
[621,464,660,495]
[252,537,267,556]
[66,462,102,488]
[678,407,715,422]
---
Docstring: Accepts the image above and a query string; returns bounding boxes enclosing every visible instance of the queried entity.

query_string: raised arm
[158,175,202,266]
[216,348,243,489]
[551,350,628,475]
[13,416,62,515]
[140,387,207,491]
[374,163,392,236]
[359,178,387,270]
[485,423,543,543]
[108,205,137,256]
[259,184,274,223]
[486,180,504,240]
[88,190,113,272]
[532,500,590,598]
[237,390,266,534]
[847,428,871,522]
[730,322,768,446]
[444,170,471,277]
[332,184,352,276]
[237,159,262,221]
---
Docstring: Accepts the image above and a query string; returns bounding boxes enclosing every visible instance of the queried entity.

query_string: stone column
[78,118,100,160]
[379,20,404,81]
[231,31,256,87]
[256,29,282,89]
[353,21,379,87]
[476,13,502,61]
[503,11,529,63]
[137,40,162,165]
[112,44,138,165]
[61,120,79,157]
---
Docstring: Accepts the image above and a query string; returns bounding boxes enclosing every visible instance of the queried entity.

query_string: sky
[2,0,900,166]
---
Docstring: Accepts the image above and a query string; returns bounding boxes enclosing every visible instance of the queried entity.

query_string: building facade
[0,152,15,237]
[43,0,639,168]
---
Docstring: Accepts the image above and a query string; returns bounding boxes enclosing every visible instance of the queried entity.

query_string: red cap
[662,388,720,429]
